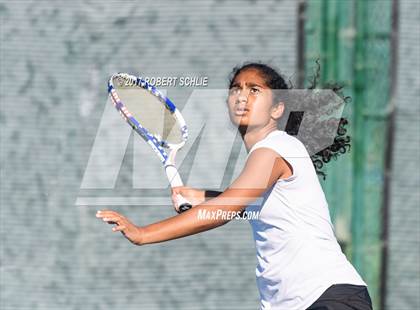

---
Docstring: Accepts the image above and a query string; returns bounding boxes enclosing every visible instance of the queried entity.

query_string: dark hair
[228,61,351,179]
[229,62,289,92]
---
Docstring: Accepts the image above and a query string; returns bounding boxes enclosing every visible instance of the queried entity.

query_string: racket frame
[108,73,191,212]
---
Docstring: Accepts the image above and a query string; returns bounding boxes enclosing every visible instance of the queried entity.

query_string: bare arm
[169,187,223,212]
[96,148,291,245]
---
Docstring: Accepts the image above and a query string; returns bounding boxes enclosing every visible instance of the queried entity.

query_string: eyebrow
[246,82,264,88]
[230,82,265,88]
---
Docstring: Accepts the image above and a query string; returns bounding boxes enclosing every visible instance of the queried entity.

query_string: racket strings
[113,82,183,146]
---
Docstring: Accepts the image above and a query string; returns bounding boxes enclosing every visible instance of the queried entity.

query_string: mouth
[234,106,249,116]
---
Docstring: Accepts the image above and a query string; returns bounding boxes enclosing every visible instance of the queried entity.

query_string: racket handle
[176,194,192,213]
[165,165,192,213]
[165,165,183,187]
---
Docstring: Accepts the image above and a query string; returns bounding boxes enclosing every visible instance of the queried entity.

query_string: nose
[236,89,249,104]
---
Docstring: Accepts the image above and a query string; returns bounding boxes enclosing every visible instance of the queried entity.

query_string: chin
[229,115,249,127]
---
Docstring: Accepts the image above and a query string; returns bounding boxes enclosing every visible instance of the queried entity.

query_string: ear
[271,102,285,120]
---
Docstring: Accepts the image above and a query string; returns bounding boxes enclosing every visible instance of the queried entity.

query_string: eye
[250,87,261,94]
[229,87,240,95]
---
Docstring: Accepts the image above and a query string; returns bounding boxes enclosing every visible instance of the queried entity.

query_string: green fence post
[303,1,393,308]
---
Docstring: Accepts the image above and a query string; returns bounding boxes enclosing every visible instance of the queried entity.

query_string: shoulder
[249,131,314,181]
[245,134,295,181]
[250,131,309,159]
[233,147,290,192]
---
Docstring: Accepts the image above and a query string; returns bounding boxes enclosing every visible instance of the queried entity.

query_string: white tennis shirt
[245,130,366,310]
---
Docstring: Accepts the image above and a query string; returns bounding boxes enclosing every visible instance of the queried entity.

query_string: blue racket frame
[108,73,188,164]
[108,72,192,213]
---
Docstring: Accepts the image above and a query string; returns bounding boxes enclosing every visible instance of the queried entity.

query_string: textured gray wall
[0,1,297,309]
[385,1,420,309]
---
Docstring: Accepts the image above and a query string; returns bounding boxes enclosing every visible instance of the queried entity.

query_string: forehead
[232,68,267,86]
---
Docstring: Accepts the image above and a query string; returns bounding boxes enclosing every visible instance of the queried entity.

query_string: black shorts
[307,284,373,310]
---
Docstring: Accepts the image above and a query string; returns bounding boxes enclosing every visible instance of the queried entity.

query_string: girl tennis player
[97,63,373,310]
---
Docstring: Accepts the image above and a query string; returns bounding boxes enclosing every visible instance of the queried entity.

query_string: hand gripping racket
[108,73,192,213]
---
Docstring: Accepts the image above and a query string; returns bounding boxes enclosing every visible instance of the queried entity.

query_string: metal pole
[297,0,307,89]
[380,1,399,309]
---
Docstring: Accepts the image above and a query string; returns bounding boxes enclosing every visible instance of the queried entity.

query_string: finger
[96,210,110,218]
[171,186,184,195]
[101,216,121,224]
[112,225,126,232]
[96,211,121,217]
[96,210,122,219]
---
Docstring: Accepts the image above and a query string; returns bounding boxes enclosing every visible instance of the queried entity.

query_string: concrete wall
[0,1,298,309]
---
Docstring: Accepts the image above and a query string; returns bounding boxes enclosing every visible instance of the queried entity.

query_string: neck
[239,123,279,152]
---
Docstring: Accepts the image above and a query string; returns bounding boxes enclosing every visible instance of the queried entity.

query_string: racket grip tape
[165,165,192,212]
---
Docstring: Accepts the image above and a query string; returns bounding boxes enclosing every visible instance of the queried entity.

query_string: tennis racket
[108,72,192,213]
